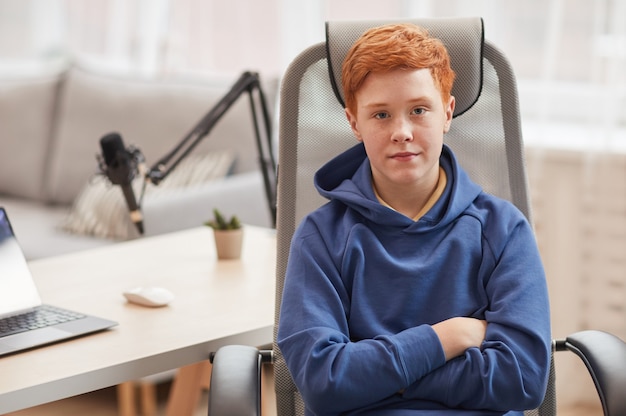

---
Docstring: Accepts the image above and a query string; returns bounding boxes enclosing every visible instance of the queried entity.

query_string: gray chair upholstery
[208,17,626,416]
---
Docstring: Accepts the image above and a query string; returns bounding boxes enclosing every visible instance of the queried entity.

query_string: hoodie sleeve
[277,220,447,415]
[401,217,551,411]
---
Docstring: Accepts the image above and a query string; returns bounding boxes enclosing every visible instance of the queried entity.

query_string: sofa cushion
[0,71,63,201]
[0,198,112,260]
[59,150,235,240]
[46,67,272,205]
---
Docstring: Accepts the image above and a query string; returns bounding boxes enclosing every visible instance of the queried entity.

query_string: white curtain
[0,0,624,146]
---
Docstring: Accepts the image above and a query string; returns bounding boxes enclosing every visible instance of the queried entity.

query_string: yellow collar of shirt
[373,166,447,221]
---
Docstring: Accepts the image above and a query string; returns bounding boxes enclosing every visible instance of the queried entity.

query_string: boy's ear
[443,96,456,133]
[345,108,363,141]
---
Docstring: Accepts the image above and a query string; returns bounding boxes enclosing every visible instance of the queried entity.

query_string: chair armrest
[208,345,262,416]
[556,330,626,416]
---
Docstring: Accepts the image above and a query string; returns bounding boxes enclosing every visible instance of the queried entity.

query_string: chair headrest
[326,17,484,117]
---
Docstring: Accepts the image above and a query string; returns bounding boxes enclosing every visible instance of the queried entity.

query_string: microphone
[98,132,145,234]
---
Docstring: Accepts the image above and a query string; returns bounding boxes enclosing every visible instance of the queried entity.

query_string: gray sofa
[0,65,277,260]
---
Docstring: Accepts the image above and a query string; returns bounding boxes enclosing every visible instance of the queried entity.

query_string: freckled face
[345,68,455,193]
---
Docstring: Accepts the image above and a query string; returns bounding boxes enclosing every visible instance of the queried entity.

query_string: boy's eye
[412,108,425,115]
[374,112,389,120]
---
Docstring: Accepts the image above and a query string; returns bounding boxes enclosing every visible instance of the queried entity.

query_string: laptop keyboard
[0,305,85,338]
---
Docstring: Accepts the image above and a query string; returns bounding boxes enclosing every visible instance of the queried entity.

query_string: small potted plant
[204,208,243,259]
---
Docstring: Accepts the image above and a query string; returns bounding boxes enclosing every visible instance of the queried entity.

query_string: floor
[4,382,208,416]
[3,382,603,416]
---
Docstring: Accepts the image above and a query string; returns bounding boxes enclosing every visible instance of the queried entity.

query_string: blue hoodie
[277,143,551,415]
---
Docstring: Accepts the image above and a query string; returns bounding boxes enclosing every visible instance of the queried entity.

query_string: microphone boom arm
[145,71,277,226]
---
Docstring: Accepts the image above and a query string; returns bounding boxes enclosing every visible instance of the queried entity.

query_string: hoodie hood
[314,143,482,231]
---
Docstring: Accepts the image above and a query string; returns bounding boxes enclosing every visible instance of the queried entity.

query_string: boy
[277,23,551,415]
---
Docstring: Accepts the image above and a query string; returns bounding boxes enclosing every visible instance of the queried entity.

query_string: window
[0,0,623,150]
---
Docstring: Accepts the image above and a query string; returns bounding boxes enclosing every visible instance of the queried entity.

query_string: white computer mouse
[123,286,174,307]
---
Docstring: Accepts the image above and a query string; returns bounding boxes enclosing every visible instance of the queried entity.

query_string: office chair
[208,17,626,416]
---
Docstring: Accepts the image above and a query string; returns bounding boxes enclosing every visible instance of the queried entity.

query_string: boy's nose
[391,118,413,142]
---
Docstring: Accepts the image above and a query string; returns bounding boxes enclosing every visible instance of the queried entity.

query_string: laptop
[0,207,117,357]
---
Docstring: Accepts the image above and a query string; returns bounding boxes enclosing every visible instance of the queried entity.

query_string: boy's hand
[431,317,487,361]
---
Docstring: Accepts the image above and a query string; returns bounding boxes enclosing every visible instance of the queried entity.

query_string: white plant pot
[213,228,244,260]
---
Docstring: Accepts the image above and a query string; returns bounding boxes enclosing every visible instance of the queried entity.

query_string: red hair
[341,23,455,114]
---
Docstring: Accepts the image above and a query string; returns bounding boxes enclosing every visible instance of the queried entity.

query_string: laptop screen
[0,208,42,317]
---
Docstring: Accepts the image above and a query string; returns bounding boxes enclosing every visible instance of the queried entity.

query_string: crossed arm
[433,317,487,361]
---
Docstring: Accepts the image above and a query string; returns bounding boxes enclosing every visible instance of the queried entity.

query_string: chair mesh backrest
[273,17,547,416]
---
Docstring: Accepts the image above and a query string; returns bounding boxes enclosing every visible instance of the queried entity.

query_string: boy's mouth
[391,151,417,161]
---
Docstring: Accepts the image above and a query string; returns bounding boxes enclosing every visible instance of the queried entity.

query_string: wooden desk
[0,225,276,414]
